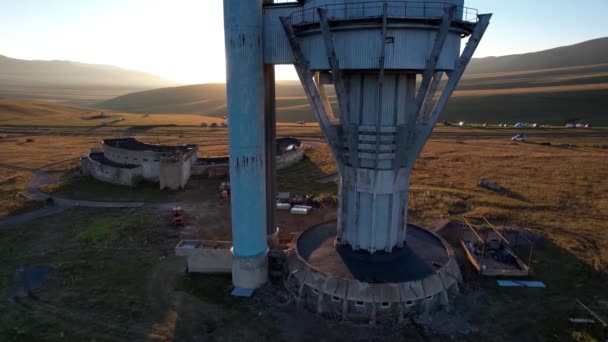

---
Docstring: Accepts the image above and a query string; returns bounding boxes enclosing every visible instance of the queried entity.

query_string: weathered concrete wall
[103,144,166,182]
[276,148,304,170]
[85,156,143,187]
[80,158,91,176]
[191,164,230,177]
[191,147,303,178]
[159,150,194,190]
[175,240,232,273]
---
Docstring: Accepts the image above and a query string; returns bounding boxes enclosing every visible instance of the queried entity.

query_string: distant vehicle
[221,121,228,127]
[514,122,525,128]
[458,121,466,127]
[442,120,451,126]
[201,122,208,127]
[210,122,218,128]
[531,123,539,128]
[297,121,305,125]
[511,134,527,142]
[576,123,584,128]
[565,123,576,128]
[482,123,487,127]
[585,123,591,128]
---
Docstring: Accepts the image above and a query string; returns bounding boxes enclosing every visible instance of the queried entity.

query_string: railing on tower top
[288,1,478,25]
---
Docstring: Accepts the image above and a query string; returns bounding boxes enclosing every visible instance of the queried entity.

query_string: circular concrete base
[232,248,269,289]
[285,222,461,323]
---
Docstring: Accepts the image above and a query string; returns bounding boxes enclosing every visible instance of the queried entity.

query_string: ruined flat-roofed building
[81,137,198,190]
[81,136,304,190]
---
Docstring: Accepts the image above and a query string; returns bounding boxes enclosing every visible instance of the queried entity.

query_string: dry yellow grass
[452,83,608,97]
[414,138,608,270]
[462,63,608,79]
[0,169,40,217]
[1,99,607,271]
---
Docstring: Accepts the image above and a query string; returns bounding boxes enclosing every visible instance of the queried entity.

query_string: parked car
[511,134,527,142]
[514,122,525,128]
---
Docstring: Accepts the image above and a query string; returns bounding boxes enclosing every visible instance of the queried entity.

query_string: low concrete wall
[102,138,198,183]
[175,240,232,273]
[276,148,304,170]
[192,145,304,178]
[191,164,230,177]
[159,151,194,190]
[82,155,143,187]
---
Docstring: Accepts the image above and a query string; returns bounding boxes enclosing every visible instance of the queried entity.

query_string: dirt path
[0,162,36,173]
[0,164,144,227]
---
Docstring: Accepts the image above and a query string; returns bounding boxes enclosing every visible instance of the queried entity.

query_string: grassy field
[1,99,607,340]
[0,169,43,217]
[0,207,280,341]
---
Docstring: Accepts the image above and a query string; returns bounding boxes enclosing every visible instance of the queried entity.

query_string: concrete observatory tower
[224,0,490,319]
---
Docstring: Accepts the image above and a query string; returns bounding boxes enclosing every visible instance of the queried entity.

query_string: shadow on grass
[481,185,532,204]
[277,153,338,195]
[48,175,226,203]
[125,124,178,133]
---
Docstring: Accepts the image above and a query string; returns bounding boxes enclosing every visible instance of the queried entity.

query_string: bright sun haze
[0,0,607,84]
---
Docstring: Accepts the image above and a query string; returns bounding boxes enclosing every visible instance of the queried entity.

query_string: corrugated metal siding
[357,192,373,250]
[372,194,390,250]
[296,27,460,70]
[263,6,298,64]
[362,75,378,126]
[437,33,462,69]
[381,75,395,126]
[264,1,467,67]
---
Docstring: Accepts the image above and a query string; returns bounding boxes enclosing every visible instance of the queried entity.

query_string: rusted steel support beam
[317,8,350,122]
[416,6,455,119]
[416,14,491,155]
[279,16,342,164]
[373,1,389,171]
[418,71,443,122]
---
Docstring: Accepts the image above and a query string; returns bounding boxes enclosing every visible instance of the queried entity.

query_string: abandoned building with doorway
[81,138,198,190]
[80,137,304,190]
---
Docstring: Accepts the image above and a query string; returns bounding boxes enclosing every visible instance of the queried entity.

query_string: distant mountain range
[0,55,179,104]
[97,37,608,125]
[465,37,608,74]
[2,37,607,125]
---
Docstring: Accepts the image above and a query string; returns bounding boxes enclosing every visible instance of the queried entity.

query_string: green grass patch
[76,217,120,242]
[74,209,148,242]
[176,274,241,308]
[49,175,222,203]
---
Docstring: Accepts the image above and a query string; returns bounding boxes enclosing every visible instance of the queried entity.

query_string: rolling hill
[97,37,608,125]
[466,37,608,74]
[0,55,179,105]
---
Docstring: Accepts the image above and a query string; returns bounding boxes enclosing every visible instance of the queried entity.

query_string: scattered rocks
[478,179,502,191]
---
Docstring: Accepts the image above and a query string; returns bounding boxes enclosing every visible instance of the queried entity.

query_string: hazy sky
[1,0,607,84]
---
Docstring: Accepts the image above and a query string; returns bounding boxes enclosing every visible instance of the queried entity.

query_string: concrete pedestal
[231,248,269,289]
[286,222,462,323]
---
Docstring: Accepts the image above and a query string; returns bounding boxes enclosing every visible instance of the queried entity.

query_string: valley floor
[0,120,607,341]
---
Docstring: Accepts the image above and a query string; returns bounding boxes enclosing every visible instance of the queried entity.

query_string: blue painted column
[224,0,268,288]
